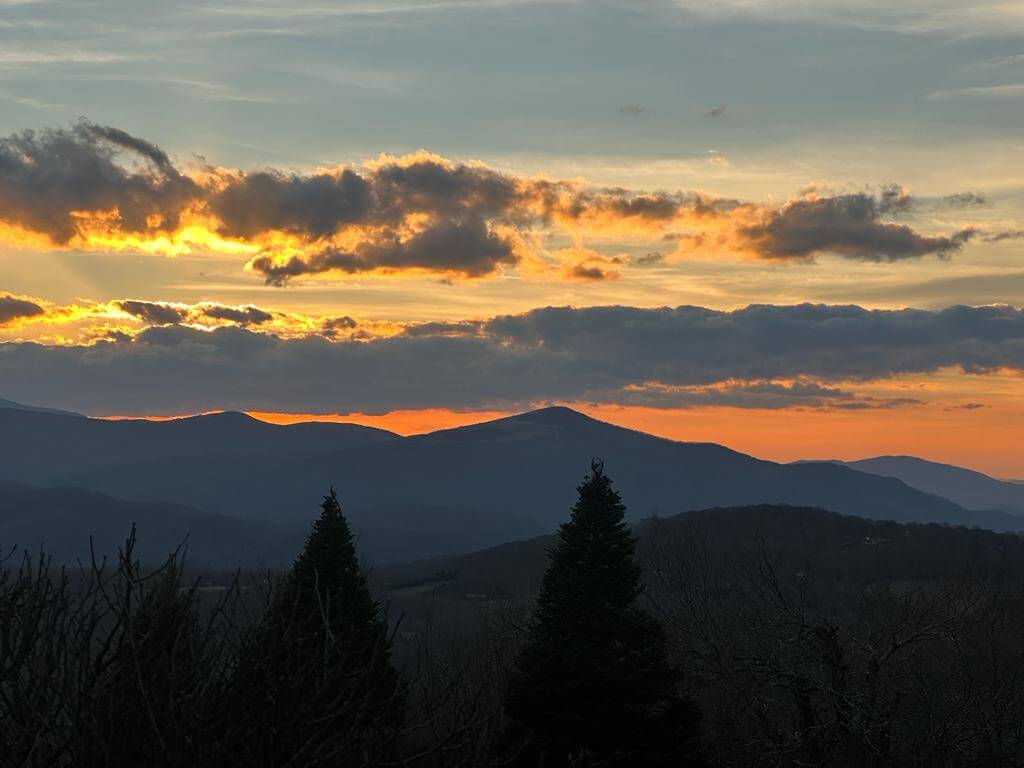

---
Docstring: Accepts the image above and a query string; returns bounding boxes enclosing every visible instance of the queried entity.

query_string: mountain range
[1,401,1021,565]
[0,481,300,567]
[821,455,1024,517]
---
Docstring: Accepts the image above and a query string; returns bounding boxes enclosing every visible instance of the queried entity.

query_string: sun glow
[245,401,1024,478]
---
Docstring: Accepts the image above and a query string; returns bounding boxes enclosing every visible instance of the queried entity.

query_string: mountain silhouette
[0,481,300,566]
[823,455,1024,516]
[0,406,399,484]
[5,405,1019,562]
[0,398,82,418]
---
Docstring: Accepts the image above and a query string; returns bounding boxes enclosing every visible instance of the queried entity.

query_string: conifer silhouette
[226,489,402,767]
[504,461,704,767]
[290,487,383,638]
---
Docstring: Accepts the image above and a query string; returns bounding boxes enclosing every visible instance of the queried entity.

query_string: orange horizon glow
[246,408,517,435]
[97,403,1024,480]
[254,404,1024,479]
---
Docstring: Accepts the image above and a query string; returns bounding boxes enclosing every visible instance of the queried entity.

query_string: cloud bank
[1,302,1020,414]
[0,122,980,283]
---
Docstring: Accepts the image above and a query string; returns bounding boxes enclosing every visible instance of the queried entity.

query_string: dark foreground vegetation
[3,464,1024,766]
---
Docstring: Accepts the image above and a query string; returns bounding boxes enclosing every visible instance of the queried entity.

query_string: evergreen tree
[290,488,384,641]
[224,489,402,767]
[503,461,704,767]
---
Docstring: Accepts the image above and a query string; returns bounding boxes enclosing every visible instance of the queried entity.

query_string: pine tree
[225,489,402,767]
[503,461,704,767]
[290,488,384,641]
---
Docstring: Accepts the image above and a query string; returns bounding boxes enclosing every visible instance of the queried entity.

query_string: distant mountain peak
[179,410,258,424]
[516,405,596,424]
[417,405,617,445]
[852,454,994,480]
[830,454,1024,517]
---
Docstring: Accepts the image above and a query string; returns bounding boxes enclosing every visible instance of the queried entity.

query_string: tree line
[0,463,703,767]
[4,463,1024,766]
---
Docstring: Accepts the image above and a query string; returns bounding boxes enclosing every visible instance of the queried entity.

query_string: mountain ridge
[0,405,401,484]
[27,406,1023,561]
[0,480,300,567]
[4,405,1021,563]
[0,398,83,418]
[807,455,1024,516]
[380,503,1024,599]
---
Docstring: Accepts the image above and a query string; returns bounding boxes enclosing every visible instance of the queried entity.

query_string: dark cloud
[0,294,45,326]
[92,328,135,344]
[554,189,700,223]
[567,263,615,280]
[943,191,988,208]
[739,192,975,261]
[984,230,1024,243]
[198,304,273,325]
[467,303,1024,385]
[0,124,527,280]
[206,155,523,267]
[619,103,646,116]
[250,218,518,285]
[603,193,683,219]
[83,123,181,179]
[208,169,373,241]
[1,303,1021,414]
[877,184,913,215]
[370,159,520,220]
[320,316,358,339]
[114,300,187,325]
[0,120,198,244]
[0,123,985,280]
[224,157,528,282]
[114,300,274,326]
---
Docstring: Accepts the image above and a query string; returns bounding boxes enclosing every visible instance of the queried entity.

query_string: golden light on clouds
[0,122,1021,476]
[0,121,988,289]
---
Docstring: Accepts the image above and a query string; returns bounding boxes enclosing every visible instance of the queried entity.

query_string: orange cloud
[0,122,982,287]
[0,293,416,345]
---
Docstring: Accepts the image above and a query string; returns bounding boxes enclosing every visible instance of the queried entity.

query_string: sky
[0,0,1022,476]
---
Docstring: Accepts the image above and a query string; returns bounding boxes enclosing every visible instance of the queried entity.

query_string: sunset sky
[1,0,1022,476]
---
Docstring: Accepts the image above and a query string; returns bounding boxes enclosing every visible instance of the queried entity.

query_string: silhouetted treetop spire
[290,488,379,628]
[225,486,403,766]
[503,462,705,767]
